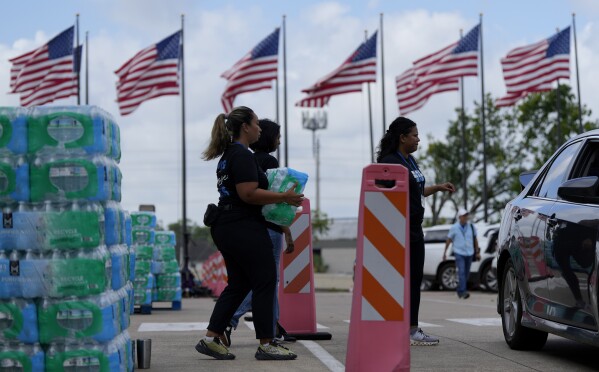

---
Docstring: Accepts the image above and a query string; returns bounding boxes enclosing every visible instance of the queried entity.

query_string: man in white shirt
[443,208,480,299]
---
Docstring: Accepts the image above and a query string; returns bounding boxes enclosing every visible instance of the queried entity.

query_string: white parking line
[423,298,497,309]
[299,340,345,372]
[447,318,502,326]
[343,320,442,327]
[138,322,209,332]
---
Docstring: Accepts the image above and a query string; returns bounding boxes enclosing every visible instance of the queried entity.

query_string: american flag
[221,28,280,113]
[413,24,479,85]
[115,30,181,116]
[496,27,570,107]
[9,26,78,107]
[396,67,459,115]
[296,31,377,108]
[395,24,479,114]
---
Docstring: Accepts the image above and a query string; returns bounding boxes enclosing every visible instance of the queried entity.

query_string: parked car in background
[496,130,599,350]
[422,223,499,292]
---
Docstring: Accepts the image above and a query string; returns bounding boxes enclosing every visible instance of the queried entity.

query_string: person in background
[443,208,480,299]
[196,106,303,360]
[376,116,455,346]
[223,119,296,346]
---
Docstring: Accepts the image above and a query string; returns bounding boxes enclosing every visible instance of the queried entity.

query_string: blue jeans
[230,229,283,334]
[455,253,473,296]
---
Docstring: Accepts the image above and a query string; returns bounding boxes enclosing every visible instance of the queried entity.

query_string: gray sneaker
[410,328,439,346]
[255,341,297,360]
[195,338,235,360]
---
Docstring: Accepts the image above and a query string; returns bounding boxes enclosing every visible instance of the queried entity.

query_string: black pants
[208,216,277,339]
[410,237,425,327]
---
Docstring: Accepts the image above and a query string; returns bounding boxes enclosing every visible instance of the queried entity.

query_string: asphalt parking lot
[128,288,598,371]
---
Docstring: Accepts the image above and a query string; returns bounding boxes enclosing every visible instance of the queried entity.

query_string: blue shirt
[447,222,477,256]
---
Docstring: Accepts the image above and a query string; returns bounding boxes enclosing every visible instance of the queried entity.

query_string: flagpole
[283,15,289,167]
[76,14,81,105]
[380,13,386,135]
[479,13,488,222]
[85,31,89,105]
[180,14,191,291]
[572,13,583,133]
[365,31,374,163]
[556,77,562,147]
[459,29,467,210]
[275,78,280,160]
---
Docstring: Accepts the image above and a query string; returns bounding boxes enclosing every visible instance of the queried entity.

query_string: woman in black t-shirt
[376,116,455,346]
[227,119,295,341]
[196,106,303,361]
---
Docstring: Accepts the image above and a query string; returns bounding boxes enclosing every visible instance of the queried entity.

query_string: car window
[534,141,582,199]
[571,141,599,179]
[424,229,449,243]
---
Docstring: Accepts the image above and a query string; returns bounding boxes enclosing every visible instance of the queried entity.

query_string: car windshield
[424,229,448,243]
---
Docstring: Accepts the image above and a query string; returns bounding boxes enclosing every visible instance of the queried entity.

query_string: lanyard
[396,152,418,171]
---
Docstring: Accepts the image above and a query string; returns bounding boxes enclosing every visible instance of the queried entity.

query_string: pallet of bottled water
[0,105,134,371]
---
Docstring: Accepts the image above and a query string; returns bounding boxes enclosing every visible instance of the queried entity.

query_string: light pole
[302,110,327,212]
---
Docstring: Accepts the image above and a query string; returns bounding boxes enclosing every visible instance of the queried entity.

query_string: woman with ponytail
[376,116,455,346]
[196,106,302,361]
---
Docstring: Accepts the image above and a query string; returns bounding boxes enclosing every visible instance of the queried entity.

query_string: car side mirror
[557,176,599,203]
[519,170,537,191]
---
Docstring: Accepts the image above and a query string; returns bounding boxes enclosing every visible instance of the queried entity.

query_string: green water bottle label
[30,158,101,202]
[0,302,23,340]
[0,351,32,372]
[48,256,109,297]
[39,302,102,343]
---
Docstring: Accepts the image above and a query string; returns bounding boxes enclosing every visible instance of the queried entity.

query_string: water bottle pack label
[0,300,38,343]
[0,210,102,251]
[0,348,44,372]
[130,212,156,229]
[154,231,176,245]
[132,229,154,245]
[0,254,110,299]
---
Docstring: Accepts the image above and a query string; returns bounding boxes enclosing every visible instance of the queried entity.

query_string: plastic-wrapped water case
[0,247,111,299]
[128,246,135,283]
[153,245,176,261]
[0,298,38,343]
[0,343,44,372]
[27,105,118,158]
[0,155,29,203]
[0,202,103,252]
[132,228,155,245]
[110,121,121,163]
[30,155,114,202]
[154,231,176,246]
[134,288,152,306]
[0,107,28,155]
[44,333,129,372]
[153,287,182,302]
[103,201,123,247]
[156,272,181,288]
[130,211,156,230]
[133,272,154,290]
[151,260,179,275]
[134,245,153,261]
[110,245,128,291]
[111,165,122,202]
[38,291,122,343]
[117,284,132,331]
[262,167,308,226]
[124,211,132,247]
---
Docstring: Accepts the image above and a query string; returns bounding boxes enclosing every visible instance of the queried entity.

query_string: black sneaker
[195,338,235,360]
[219,325,232,347]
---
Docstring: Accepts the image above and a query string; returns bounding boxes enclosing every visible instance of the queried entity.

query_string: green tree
[421,86,597,224]
[311,209,331,242]
[517,84,596,169]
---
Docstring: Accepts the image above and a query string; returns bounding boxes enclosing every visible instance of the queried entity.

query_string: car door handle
[514,208,522,221]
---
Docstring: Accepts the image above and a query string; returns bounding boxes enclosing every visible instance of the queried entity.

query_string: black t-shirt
[254,151,284,233]
[378,152,425,241]
[216,143,268,221]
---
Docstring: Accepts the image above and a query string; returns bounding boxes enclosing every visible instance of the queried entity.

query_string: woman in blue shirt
[376,116,455,346]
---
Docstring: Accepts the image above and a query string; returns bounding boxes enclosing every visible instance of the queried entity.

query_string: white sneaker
[410,328,439,346]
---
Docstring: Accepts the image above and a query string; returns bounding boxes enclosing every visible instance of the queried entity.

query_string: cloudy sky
[1,0,598,226]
